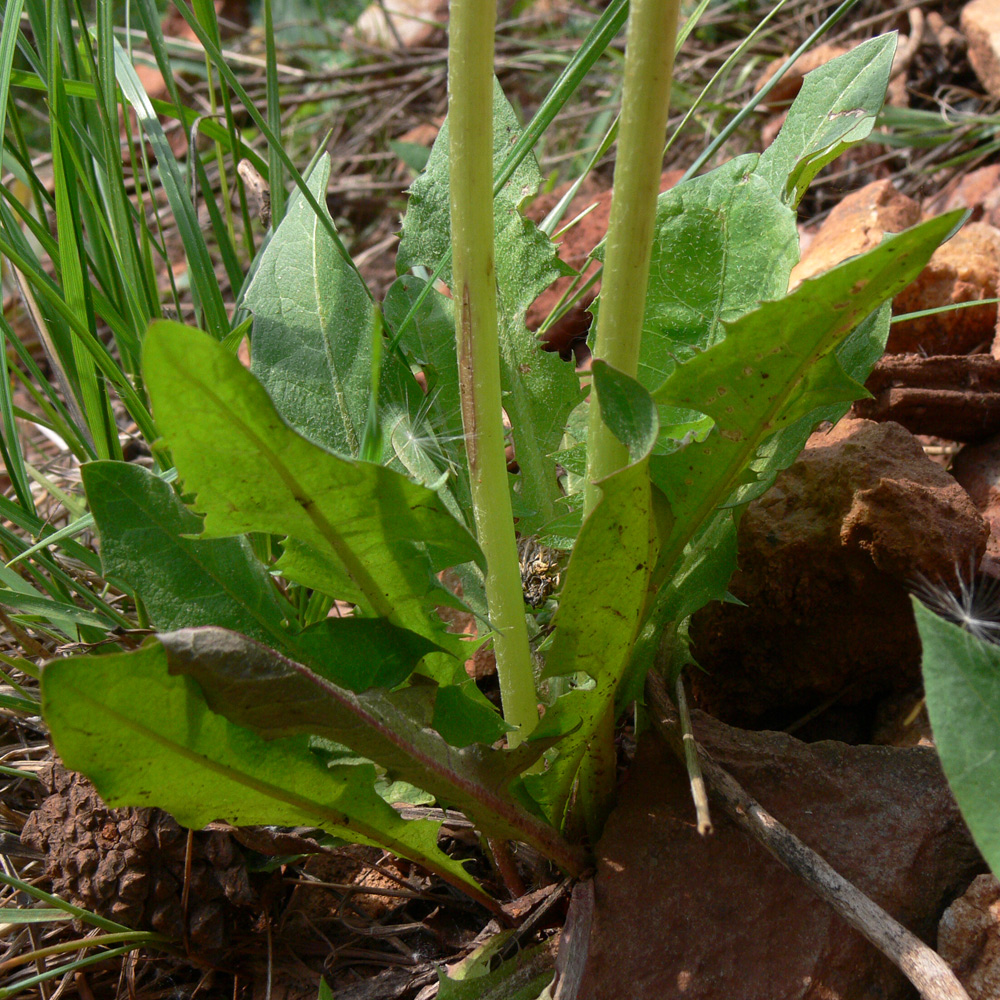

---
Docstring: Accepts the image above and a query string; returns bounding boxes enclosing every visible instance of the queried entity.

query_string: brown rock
[351,0,447,48]
[754,43,851,107]
[962,0,1000,99]
[890,223,1000,355]
[577,724,984,1000]
[523,175,609,355]
[951,435,1000,576]
[689,419,988,731]
[939,874,1000,1000]
[927,11,965,53]
[524,170,684,356]
[853,353,1000,443]
[932,164,1000,226]
[790,180,921,288]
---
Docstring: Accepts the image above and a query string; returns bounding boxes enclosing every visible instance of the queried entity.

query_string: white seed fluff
[911,567,1000,646]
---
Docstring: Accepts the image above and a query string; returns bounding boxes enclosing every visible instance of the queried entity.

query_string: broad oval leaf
[245,154,420,460]
[624,154,798,396]
[757,34,897,206]
[915,599,1000,877]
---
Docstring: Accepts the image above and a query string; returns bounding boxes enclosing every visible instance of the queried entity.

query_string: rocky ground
[6,1,1000,999]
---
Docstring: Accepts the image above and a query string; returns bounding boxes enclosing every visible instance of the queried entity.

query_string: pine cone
[22,767,255,954]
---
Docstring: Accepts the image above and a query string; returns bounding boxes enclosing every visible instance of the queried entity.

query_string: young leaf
[245,155,405,458]
[436,940,555,1000]
[142,321,480,669]
[398,78,582,531]
[756,33,897,207]
[41,639,493,905]
[83,461,293,645]
[383,275,471,519]
[914,599,1000,877]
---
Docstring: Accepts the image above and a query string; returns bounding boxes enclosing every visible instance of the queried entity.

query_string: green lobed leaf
[757,34,897,206]
[626,154,798,397]
[915,599,1000,877]
[41,639,493,904]
[83,461,293,645]
[650,211,964,582]
[142,320,481,669]
[397,78,582,531]
[725,302,891,510]
[84,454,446,694]
[156,626,585,875]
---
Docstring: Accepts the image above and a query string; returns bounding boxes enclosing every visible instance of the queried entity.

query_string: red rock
[890,223,1000,355]
[577,724,984,1000]
[754,43,851,108]
[790,180,921,289]
[951,435,1000,576]
[962,0,1000,99]
[523,175,609,355]
[689,419,988,731]
[524,170,684,356]
[851,354,1000,444]
[933,164,1000,226]
[939,874,1000,1000]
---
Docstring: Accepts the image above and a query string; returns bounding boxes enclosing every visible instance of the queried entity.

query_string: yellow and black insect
[517,535,563,609]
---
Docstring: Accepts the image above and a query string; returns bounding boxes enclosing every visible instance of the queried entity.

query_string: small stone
[951,435,1000,576]
[351,0,447,49]
[754,43,851,107]
[790,180,921,289]
[962,0,1000,99]
[933,164,1000,226]
[939,874,1000,1000]
[890,222,1000,355]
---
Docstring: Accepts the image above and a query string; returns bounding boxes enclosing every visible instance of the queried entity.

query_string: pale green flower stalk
[584,0,682,515]
[448,0,537,744]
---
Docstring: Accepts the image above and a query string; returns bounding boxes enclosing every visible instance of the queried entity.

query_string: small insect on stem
[517,535,563,609]
[238,159,271,230]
